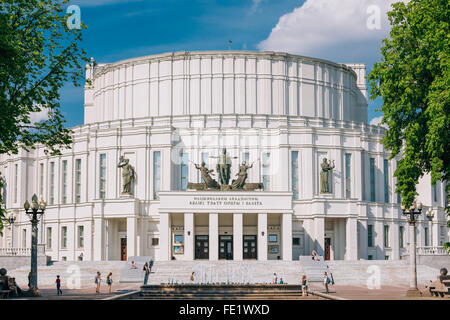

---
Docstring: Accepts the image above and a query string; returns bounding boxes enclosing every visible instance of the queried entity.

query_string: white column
[184,213,194,260]
[159,213,170,261]
[209,213,218,261]
[345,217,358,260]
[282,213,292,261]
[233,213,243,261]
[392,221,400,260]
[127,216,137,258]
[257,213,267,261]
[432,219,439,247]
[359,220,368,260]
[314,217,325,256]
[93,218,104,261]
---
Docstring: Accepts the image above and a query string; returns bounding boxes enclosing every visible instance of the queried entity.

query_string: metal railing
[0,247,31,256]
[416,246,449,256]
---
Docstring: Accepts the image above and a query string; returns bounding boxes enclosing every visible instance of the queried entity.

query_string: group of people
[130,260,154,285]
[94,271,114,294]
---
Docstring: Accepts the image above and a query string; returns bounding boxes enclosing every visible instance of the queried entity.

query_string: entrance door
[324,237,331,261]
[243,235,257,259]
[195,235,209,259]
[219,235,233,260]
[120,238,127,261]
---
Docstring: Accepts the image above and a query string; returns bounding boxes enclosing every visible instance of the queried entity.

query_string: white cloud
[29,109,50,123]
[369,115,388,128]
[258,0,407,63]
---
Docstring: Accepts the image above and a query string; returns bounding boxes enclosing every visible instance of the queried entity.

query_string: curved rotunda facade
[0,51,448,262]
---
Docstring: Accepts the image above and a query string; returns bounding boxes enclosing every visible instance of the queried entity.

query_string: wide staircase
[6,258,441,290]
[8,261,127,289]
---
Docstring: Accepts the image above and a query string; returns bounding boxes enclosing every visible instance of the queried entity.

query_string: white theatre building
[0,51,448,262]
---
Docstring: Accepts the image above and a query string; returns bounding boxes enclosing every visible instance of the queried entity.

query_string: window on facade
[399,226,404,248]
[345,153,351,198]
[39,163,44,198]
[61,226,67,249]
[396,161,401,204]
[291,151,299,200]
[62,160,67,204]
[383,159,389,203]
[180,152,188,191]
[99,154,106,199]
[367,224,374,247]
[153,151,161,199]
[75,159,81,203]
[242,152,250,165]
[152,238,159,246]
[432,184,438,203]
[22,229,26,247]
[14,164,18,203]
[49,162,55,205]
[369,158,375,202]
[47,227,52,250]
[78,226,84,248]
[262,153,271,191]
[292,237,300,246]
[384,225,390,248]
[368,255,373,260]
[385,255,389,260]
[424,227,429,246]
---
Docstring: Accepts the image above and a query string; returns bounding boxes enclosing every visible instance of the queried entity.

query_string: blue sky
[61,0,396,128]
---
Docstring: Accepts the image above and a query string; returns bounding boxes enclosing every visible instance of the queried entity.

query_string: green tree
[0,0,87,234]
[368,0,449,250]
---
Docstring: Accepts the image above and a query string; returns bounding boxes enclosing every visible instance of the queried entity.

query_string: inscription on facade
[189,196,263,207]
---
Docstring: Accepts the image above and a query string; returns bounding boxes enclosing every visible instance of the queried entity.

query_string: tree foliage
[0,0,88,233]
[368,0,449,221]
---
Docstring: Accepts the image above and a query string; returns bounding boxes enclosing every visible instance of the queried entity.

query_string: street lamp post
[7,215,16,248]
[402,199,423,297]
[24,194,46,296]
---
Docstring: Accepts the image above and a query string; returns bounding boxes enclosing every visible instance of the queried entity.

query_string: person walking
[149,259,154,273]
[272,273,278,284]
[190,272,195,282]
[143,262,150,285]
[106,272,113,294]
[55,275,62,295]
[323,272,330,294]
[95,271,102,294]
[301,275,308,297]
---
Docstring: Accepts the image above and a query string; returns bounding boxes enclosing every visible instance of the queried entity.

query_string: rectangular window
[47,227,52,250]
[99,154,106,199]
[39,163,44,198]
[291,151,299,200]
[424,227,429,246]
[367,224,374,247]
[432,184,438,203]
[399,226,404,248]
[49,162,55,205]
[78,226,84,248]
[152,238,159,246]
[368,255,373,260]
[200,152,209,183]
[383,159,389,203]
[62,160,67,204]
[384,225,390,248]
[242,152,250,165]
[345,153,351,198]
[180,152,188,191]
[22,229,26,247]
[61,226,67,249]
[153,151,161,199]
[396,161,401,204]
[75,159,81,203]
[369,158,375,202]
[262,152,271,191]
[14,164,18,203]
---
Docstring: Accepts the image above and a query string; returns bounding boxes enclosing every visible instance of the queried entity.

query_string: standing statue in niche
[320,158,335,193]
[210,148,237,186]
[118,156,136,195]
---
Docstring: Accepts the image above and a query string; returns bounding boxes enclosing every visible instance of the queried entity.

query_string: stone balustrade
[0,247,31,256]
[416,246,449,256]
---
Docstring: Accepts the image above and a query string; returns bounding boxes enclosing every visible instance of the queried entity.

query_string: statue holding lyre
[118,156,136,195]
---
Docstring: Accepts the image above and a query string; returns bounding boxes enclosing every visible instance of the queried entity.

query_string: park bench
[428,275,450,297]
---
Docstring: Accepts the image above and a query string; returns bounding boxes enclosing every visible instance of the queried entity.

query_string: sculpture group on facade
[188,148,263,191]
